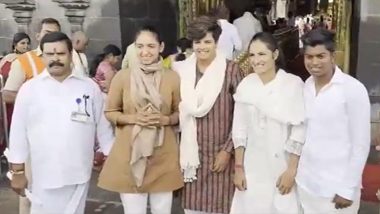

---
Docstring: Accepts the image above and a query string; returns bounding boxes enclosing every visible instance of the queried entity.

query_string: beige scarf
[129,59,165,187]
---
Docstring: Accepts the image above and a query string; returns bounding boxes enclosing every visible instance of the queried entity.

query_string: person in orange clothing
[2,18,61,104]
[0,32,31,81]
[0,32,31,123]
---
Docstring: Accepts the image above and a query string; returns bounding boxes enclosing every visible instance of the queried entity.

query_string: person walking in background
[71,31,89,77]
[233,9,263,53]
[2,18,61,104]
[212,5,242,60]
[163,37,192,69]
[0,32,31,132]
[0,32,31,81]
[90,44,121,93]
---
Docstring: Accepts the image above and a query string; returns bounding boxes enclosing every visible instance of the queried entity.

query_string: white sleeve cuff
[233,137,247,149]
[336,186,357,201]
[284,139,303,156]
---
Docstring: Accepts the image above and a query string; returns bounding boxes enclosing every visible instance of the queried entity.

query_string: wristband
[9,169,25,175]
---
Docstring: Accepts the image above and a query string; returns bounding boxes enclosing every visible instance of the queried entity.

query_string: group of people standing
[3,10,370,214]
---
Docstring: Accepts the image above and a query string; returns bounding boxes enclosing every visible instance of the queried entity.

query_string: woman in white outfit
[230,32,305,214]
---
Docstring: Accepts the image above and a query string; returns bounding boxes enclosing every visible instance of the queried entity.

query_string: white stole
[173,52,227,182]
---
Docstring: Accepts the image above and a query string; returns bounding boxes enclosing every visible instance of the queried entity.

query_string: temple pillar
[53,0,90,33]
[0,0,36,33]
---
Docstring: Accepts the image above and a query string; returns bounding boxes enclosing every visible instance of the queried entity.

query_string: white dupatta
[234,69,305,126]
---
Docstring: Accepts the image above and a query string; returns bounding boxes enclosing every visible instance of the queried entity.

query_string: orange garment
[17,50,45,80]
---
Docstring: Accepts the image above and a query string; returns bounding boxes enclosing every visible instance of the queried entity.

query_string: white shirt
[72,50,89,77]
[233,12,263,52]
[217,19,242,60]
[8,70,114,189]
[296,67,370,200]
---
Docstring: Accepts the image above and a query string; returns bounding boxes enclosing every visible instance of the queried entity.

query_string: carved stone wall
[0,0,122,62]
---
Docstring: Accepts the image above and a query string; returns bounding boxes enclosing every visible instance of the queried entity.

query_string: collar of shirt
[243,11,254,19]
[306,66,345,92]
[34,47,43,56]
[39,69,85,81]
[218,19,228,26]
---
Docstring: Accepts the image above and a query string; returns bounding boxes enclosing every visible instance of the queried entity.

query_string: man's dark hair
[38,18,61,32]
[301,28,335,52]
[187,16,222,42]
[135,25,163,43]
[210,5,229,20]
[40,32,73,53]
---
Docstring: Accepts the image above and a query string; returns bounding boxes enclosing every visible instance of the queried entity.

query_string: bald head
[72,31,89,52]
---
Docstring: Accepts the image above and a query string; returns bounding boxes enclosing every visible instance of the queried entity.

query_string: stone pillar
[53,0,90,32]
[0,0,36,33]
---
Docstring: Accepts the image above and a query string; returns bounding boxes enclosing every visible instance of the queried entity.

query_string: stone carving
[0,0,36,33]
[53,0,90,32]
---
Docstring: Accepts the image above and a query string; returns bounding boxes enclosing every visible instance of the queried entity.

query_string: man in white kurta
[233,11,263,53]
[72,31,89,77]
[7,32,114,214]
[296,28,370,214]
[213,6,242,60]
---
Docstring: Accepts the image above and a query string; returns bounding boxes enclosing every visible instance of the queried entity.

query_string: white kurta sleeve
[336,83,370,200]
[93,86,114,156]
[232,26,243,52]
[7,83,31,163]
[284,124,305,156]
[232,102,249,148]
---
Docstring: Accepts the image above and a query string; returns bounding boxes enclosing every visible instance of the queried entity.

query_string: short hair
[211,5,230,19]
[40,32,73,53]
[301,28,335,52]
[135,25,163,44]
[38,18,61,32]
[248,32,285,70]
[187,16,222,42]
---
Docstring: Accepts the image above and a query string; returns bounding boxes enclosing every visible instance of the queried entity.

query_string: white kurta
[72,50,89,77]
[7,70,114,213]
[296,67,370,211]
[276,0,288,19]
[233,12,263,52]
[230,70,305,214]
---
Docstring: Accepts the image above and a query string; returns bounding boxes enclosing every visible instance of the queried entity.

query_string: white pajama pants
[298,186,361,214]
[120,192,172,214]
[30,182,90,214]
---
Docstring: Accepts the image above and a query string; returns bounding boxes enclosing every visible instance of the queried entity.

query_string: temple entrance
[178,0,353,75]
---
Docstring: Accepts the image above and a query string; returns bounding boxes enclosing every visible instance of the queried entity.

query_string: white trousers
[298,186,360,214]
[30,182,89,214]
[184,210,222,214]
[120,192,172,214]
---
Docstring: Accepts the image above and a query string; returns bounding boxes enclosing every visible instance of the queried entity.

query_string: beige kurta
[98,68,184,193]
